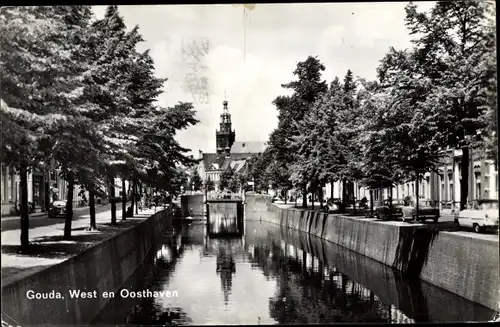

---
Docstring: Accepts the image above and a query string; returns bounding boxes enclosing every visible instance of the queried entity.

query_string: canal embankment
[245,221,494,322]
[181,194,205,217]
[1,207,173,326]
[244,194,499,312]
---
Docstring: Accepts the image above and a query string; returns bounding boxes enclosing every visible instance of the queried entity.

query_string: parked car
[48,200,67,218]
[402,196,440,223]
[324,198,340,213]
[455,199,499,233]
[96,195,109,205]
[375,199,405,220]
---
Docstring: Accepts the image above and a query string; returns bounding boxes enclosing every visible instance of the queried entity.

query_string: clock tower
[216,100,235,155]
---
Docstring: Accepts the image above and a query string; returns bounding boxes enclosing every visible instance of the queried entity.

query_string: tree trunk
[319,184,324,209]
[369,189,374,217]
[341,179,347,213]
[130,180,136,216]
[63,172,75,240]
[415,172,420,222]
[121,178,127,220]
[330,180,334,199]
[460,146,469,211]
[44,173,50,212]
[353,184,356,215]
[284,189,287,204]
[89,187,97,230]
[19,163,29,250]
[109,176,117,225]
[134,180,138,215]
[302,185,307,208]
[389,186,393,219]
[312,186,315,210]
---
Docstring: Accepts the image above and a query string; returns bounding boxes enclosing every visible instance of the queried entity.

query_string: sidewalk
[1,206,160,286]
[1,204,92,221]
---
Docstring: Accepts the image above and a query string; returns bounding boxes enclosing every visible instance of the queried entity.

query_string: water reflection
[92,221,495,325]
[216,242,236,304]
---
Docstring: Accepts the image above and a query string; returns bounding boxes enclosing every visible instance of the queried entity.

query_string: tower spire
[224,89,227,101]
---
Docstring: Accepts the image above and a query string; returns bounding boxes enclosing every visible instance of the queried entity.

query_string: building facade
[1,164,129,216]
[322,148,498,209]
[0,165,87,216]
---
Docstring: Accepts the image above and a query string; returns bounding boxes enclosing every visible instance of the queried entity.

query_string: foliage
[190,169,203,191]
[404,0,496,209]
[0,5,201,243]
[219,166,234,192]
[205,176,215,192]
[267,56,328,204]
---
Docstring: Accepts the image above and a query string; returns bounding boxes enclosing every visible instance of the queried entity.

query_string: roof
[202,153,219,170]
[230,141,268,154]
[202,153,231,171]
[230,159,247,173]
[201,153,249,172]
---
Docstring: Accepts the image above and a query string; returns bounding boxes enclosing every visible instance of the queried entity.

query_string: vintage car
[455,199,499,233]
[401,197,440,223]
[324,198,340,213]
[48,200,67,218]
[374,199,405,220]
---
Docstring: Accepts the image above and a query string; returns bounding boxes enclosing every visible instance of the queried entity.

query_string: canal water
[91,213,494,325]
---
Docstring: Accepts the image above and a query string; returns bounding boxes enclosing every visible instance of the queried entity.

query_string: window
[7,173,12,201]
[10,172,15,202]
[485,162,490,175]
[476,183,481,200]
[496,174,498,193]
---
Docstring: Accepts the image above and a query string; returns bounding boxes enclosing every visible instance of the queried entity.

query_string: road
[1,203,130,232]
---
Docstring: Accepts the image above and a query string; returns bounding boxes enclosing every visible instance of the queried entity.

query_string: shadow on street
[0,204,113,232]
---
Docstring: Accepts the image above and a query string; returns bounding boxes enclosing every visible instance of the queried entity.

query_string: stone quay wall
[244,194,499,311]
[1,208,173,326]
[181,194,205,217]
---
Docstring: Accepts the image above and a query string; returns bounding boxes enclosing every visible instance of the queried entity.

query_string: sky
[92,2,436,156]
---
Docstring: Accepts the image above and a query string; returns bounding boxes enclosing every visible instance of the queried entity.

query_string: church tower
[216,100,236,155]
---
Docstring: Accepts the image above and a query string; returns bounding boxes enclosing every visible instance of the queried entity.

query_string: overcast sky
[92,2,435,155]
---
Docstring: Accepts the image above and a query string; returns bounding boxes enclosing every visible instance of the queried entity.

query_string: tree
[191,169,203,191]
[404,0,496,210]
[205,176,215,192]
[228,173,240,193]
[219,166,234,192]
[366,47,442,219]
[1,7,93,248]
[269,56,328,207]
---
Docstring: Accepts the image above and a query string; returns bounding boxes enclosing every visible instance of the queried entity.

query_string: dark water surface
[91,216,494,325]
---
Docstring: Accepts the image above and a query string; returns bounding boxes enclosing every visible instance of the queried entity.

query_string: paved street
[1,205,158,286]
[0,203,118,232]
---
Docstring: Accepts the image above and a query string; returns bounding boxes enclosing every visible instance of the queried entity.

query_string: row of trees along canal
[238,1,497,215]
[1,6,200,250]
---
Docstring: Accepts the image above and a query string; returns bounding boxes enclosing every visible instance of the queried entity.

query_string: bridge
[205,198,244,237]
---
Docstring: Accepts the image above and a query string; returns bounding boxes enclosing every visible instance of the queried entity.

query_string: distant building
[1,164,129,216]
[325,147,498,211]
[198,100,267,191]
